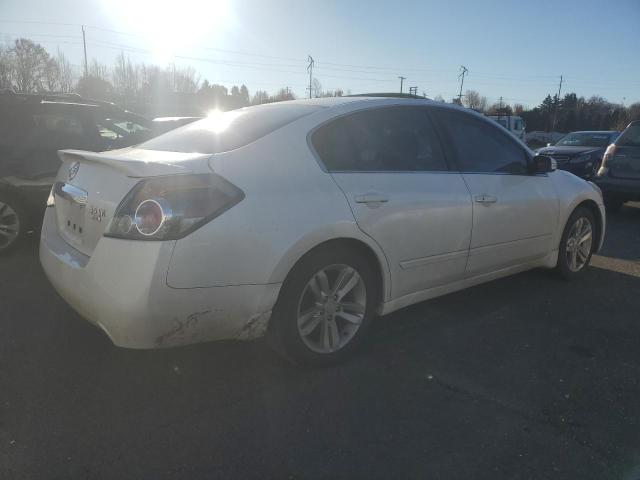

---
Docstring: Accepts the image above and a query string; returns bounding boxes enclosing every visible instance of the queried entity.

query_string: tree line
[1,37,638,130]
[457,89,639,133]
[0,38,345,116]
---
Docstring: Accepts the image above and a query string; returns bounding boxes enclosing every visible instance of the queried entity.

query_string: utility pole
[457,65,468,104]
[551,75,563,131]
[307,55,314,99]
[82,25,88,77]
[409,86,417,96]
[398,76,406,93]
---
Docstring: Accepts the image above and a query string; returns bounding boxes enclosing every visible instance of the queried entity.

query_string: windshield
[555,132,611,147]
[617,125,640,147]
[140,104,321,154]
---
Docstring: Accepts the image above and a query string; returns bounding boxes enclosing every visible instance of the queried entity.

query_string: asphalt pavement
[1,204,640,480]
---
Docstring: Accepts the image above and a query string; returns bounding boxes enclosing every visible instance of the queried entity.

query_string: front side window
[311,107,448,172]
[32,111,84,137]
[433,110,528,175]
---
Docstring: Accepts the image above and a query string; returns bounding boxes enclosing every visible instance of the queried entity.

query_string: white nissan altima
[40,96,605,364]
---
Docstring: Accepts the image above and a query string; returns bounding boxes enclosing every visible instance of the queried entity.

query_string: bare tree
[0,46,12,89]
[168,64,199,93]
[56,49,75,93]
[312,78,322,98]
[463,90,487,111]
[89,58,109,82]
[10,38,50,93]
[43,57,60,92]
[251,90,269,105]
[112,52,139,105]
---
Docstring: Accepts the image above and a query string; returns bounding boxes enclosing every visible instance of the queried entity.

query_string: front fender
[550,170,606,252]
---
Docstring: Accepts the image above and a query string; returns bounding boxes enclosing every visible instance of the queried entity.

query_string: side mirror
[532,154,556,174]
[546,142,552,147]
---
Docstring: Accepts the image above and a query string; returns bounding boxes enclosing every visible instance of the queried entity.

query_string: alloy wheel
[0,201,20,250]
[565,216,593,272]
[296,264,366,354]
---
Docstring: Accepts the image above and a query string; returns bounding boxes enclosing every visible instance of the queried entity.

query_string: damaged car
[40,97,605,365]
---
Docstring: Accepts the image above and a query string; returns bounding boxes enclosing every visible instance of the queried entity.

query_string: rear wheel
[556,207,596,280]
[0,193,28,255]
[269,245,378,366]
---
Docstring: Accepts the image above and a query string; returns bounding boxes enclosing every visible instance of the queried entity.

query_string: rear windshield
[617,125,640,148]
[556,132,612,148]
[139,103,321,154]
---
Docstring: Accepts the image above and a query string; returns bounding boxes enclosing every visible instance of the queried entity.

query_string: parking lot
[0,204,638,479]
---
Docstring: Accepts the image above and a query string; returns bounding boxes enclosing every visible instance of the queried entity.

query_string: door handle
[354,192,389,204]
[474,194,498,204]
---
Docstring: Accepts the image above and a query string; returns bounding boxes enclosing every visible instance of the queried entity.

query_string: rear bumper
[39,208,281,348]
[595,177,640,199]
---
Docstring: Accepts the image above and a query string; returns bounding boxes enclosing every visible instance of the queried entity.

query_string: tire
[269,245,379,366]
[0,193,28,256]
[603,194,624,213]
[556,206,596,280]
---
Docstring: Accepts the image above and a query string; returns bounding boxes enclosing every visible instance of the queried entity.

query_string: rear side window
[311,107,448,172]
[433,110,529,175]
[140,104,321,154]
[617,124,640,148]
[32,110,84,136]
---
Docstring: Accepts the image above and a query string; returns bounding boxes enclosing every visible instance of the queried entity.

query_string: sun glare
[204,109,243,133]
[102,0,231,64]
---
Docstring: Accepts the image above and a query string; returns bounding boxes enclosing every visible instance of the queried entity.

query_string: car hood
[535,145,602,156]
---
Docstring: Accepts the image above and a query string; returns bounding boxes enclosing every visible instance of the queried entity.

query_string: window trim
[307,105,455,174]
[428,106,536,177]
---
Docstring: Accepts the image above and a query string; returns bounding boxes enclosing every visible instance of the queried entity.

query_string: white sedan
[40,97,605,365]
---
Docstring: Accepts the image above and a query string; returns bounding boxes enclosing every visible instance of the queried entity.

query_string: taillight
[105,173,244,241]
[597,144,616,177]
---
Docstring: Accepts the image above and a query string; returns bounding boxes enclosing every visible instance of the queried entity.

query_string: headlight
[104,173,244,241]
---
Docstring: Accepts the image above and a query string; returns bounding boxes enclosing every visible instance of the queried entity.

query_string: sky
[1,0,639,108]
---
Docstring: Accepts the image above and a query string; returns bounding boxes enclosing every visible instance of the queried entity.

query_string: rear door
[311,106,472,300]
[431,108,558,275]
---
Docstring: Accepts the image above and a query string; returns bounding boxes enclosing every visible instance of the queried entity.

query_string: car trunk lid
[52,148,212,257]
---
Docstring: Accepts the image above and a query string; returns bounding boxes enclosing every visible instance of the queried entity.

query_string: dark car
[535,130,619,179]
[0,91,153,254]
[594,120,640,212]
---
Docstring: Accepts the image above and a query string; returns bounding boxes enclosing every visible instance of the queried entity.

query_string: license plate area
[54,182,88,248]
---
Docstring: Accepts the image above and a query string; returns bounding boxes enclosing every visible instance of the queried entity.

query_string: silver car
[39,97,605,365]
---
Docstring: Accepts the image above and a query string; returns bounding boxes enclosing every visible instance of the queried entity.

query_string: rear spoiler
[58,149,211,178]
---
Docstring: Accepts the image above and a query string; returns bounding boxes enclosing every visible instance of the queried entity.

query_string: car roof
[273,95,468,112]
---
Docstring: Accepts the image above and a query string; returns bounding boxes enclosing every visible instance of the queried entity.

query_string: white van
[487,115,526,141]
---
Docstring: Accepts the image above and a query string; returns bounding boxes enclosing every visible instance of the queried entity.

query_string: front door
[431,108,559,275]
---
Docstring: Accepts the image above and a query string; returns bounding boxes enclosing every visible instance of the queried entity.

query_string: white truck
[487,115,526,141]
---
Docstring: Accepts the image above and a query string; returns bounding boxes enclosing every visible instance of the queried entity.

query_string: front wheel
[269,245,379,366]
[556,207,596,280]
